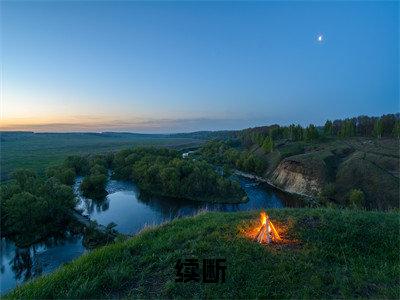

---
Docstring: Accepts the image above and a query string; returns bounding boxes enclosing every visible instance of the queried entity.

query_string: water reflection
[12,248,37,281]
[74,176,295,235]
[79,197,110,214]
[2,175,299,294]
[1,234,85,294]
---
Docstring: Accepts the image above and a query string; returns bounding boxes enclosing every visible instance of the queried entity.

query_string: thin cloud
[0,117,264,133]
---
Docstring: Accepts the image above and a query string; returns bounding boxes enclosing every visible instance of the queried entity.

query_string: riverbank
[1,175,289,294]
[200,137,400,210]
[7,208,399,298]
[234,170,318,206]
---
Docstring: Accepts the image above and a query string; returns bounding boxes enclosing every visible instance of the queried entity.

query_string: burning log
[255,211,281,244]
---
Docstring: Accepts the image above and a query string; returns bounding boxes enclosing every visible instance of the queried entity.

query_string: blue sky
[1,1,398,132]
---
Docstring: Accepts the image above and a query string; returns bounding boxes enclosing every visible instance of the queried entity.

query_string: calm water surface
[1,175,296,294]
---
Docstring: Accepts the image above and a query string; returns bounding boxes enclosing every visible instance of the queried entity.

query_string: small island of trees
[112,147,246,203]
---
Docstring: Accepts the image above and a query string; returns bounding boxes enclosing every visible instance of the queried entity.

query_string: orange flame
[260,211,267,226]
[260,211,281,241]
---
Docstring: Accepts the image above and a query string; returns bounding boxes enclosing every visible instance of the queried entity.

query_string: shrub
[318,183,336,206]
[280,143,305,159]
[348,189,365,208]
[80,173,107,199]
[64,155,90,175]
[46,166,76,185]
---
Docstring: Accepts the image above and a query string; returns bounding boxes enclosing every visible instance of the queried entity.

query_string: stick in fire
[255,211,281,244]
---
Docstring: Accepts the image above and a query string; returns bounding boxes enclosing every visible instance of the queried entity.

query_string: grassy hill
[8,209,399,299]
[0,132,203,180]
[253,137,399,209]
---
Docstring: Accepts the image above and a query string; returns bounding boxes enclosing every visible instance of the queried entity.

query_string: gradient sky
[1,1,399,133]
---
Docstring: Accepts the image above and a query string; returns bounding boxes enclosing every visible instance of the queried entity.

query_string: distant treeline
[238,113,399,152]
[169,130,237,140]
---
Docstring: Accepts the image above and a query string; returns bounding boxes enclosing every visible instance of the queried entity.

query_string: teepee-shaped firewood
[255,212,281,244]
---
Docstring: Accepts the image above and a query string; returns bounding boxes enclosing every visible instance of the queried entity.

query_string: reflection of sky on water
[75,176,286,235]
[2,174,296,294]
[1,234,84,295]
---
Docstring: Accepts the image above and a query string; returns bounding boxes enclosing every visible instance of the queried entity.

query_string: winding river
[1,175,298,294]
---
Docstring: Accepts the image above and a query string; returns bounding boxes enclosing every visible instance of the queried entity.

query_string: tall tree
[323,120,333,136]
[262,136,274,153]
[373,118,383,139]
[356,115,374,136]
[339,119,356,138]
[393,120,400,138]
[381,114,397,136]
[304,124,319,141]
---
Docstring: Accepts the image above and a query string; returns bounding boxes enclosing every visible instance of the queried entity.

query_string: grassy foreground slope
[8,209,399,299]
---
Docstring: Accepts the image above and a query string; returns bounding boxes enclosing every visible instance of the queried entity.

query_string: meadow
[8,209,399,298]
[0,132,202,180]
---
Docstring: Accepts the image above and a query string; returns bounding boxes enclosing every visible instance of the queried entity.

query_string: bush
[11,169,37,191]
[90,164,107,175]
[348,189,365,208]
[318,183,336,206]
[80,173,107,199]
[64,155,90,175]
[82,222,115,249]
[46,166,76,185]
[280,143,305,159]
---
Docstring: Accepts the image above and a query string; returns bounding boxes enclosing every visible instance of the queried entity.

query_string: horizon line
[1,111,398,135]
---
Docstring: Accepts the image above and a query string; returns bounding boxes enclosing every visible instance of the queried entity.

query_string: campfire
[242,211,297,247]
[254,211,281,244]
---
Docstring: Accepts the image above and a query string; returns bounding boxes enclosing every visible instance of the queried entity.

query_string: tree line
[238,113,399,153]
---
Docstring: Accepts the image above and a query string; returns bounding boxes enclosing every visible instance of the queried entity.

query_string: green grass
[0,132,203,180]
[252,137,399,209]
[8,209,399,298]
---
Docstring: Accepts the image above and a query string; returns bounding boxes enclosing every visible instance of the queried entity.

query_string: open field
[7,209,399,299]
[0,132,203,180]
